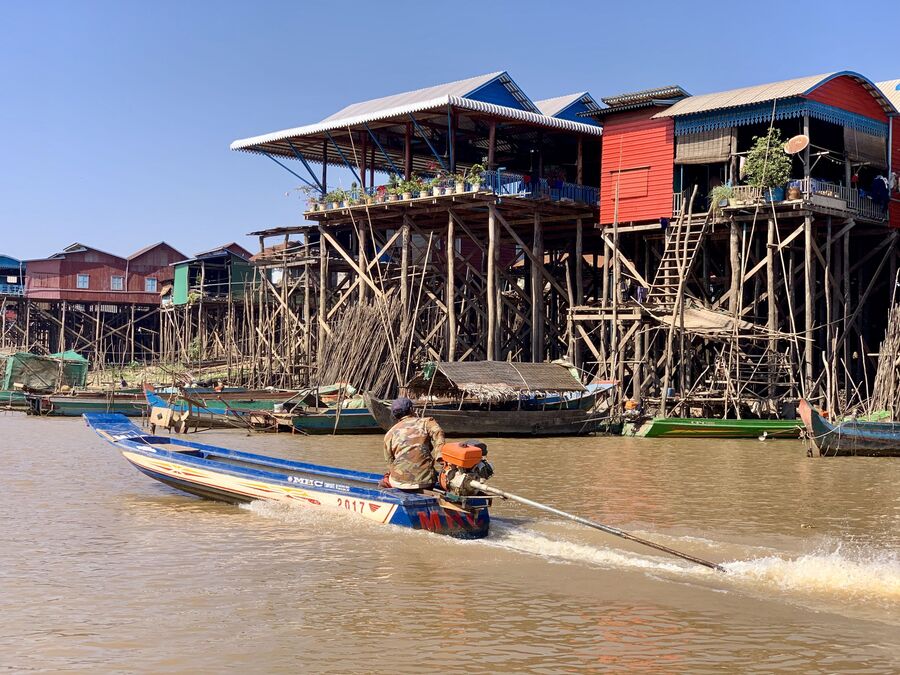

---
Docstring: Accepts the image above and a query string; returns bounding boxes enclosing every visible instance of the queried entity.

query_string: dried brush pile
[868,304,900,418]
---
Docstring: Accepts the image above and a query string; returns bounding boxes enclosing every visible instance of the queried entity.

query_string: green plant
[742,128,793,189]
[468,163,485,182]
[709,184,734,215]
[451,172,467,184]
[325,187,348,204]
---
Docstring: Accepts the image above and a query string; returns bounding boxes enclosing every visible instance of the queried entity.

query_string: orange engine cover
[440,442,483,469]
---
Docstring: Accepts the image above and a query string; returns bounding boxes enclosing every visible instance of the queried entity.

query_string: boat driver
[380,397,445,491]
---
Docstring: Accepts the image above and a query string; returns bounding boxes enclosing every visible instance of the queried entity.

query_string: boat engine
[438,440,493,496]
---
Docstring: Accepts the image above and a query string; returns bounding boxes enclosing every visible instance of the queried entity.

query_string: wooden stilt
[531,211,544,362]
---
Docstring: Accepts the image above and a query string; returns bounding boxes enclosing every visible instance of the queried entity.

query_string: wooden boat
[84,413,491,538]
[0,389,28,410]
[799,399,900,457]
[144,385,289,429]
[287,406,382,434]
[624,416,802,439]
[366,393,610,437]
[26,391,147,417]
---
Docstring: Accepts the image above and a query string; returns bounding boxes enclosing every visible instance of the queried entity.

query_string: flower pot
[432,186,442,197]
[727,198,741,207]
[443,187,453,196]
[471,182,481,192]
[786,186,802,200]
[341,200,350,208]
[365,197,374,205]
[764,186,785,202]
[402,192,412,201]
[455,181,465,194]
[387,194,396,202]
[419,190,430,199]
[331,201,340,210]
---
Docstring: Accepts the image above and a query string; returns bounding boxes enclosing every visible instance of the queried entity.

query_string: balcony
[307,170,598,215]
[674,177,888,223]
[0,282,24,296]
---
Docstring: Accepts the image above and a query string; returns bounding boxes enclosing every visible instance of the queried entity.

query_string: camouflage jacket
[383,415,445,489]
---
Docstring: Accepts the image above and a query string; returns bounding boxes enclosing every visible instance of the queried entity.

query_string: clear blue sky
[2,1,897,260]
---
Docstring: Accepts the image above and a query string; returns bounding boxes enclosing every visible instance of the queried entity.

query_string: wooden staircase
[647,214,709,312]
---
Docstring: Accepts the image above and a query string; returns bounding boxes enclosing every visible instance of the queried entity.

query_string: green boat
[624,416,803,439]
[0,389,28,410]
[27,392,147,417]
[288,407,382,435]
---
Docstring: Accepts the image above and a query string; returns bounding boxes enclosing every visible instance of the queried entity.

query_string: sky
[1,0,898,260]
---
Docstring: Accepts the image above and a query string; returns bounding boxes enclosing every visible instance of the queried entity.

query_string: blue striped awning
[674,98,888,138]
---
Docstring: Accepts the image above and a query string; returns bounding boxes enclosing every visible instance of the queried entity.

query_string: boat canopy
[406,361,585,401]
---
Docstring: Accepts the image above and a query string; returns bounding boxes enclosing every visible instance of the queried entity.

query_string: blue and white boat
[84,413,491,538]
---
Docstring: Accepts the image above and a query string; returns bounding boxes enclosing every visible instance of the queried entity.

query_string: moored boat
[0,389,28,410]
[84,413,491,538]
[287,406,382,434]
[26,391,147,417]
[624,416,802,439]
[144,385,296,429]
[799,399,900,457]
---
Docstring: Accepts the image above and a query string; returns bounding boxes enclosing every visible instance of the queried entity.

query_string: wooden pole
[404,123,412,180]
[804,215,814,396]
[576,136,583,186]
[487,122,496,170]
[317,227,328,369]
[487,204,498,360]
[729,220,740,314]
[446,213,456,361]
[401,219,410,330]
[357,223,367,304]
[767,217,777,399]
[531,211,544,362]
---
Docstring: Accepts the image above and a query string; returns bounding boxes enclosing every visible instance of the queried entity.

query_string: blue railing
[0,283,23,296]
[480,170,598,206]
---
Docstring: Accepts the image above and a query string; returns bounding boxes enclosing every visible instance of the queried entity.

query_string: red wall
[806,75,888,121]
[26,244,181,303]
[599,109,675,225]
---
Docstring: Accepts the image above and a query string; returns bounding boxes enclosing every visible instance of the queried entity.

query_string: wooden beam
[531,212,544,362]
[447,213,456,360]
[599,232,649,289]
[487,204,498,360]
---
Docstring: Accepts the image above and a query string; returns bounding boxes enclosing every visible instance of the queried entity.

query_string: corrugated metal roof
[601,85,689,107]
[535,92,601,117]
[406,360,585,397]
[876,79,900,110]
[655,71,895,118]
[231,94,601,152]
[322,72,512,121]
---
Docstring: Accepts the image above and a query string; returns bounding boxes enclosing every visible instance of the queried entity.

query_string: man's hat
[390,397,414,417]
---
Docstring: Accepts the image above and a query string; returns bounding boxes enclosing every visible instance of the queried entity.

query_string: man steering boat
[380,397,445,491]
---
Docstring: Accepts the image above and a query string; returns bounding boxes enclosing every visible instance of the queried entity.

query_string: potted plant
[324,189,341,210]
[468,163,485,191]
[374,185,386,203]
[417,177,430,198]
[742,127,793,202]
[708,184,734,215]
[453,172,467,194]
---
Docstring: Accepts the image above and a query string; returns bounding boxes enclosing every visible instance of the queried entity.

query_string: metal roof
[534,92,601,117]
[231,94,601,154]
[655,71,896,118]
[876,79,900,111]
[406,360,585,398]
[322,71,539,120]
[601,85,689,108]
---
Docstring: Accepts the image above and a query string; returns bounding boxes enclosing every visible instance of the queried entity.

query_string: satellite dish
[784,134,810,155]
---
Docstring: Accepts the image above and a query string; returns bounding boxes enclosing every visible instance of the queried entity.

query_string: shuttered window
[844,127,887,168]
[675,127,734,165]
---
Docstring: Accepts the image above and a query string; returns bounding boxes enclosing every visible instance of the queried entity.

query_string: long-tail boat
[144,384,304,430]
[367,361,615,437]
[26,390,147,417]
[799,399,900,457]
[84,413,491,538]
[623,416,802,439]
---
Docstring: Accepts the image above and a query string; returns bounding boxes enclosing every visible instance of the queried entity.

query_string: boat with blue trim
[84,413,492,538]
[799,399,900,457]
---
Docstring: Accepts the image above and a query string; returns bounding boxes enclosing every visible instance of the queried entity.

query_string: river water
[1,413,898,673]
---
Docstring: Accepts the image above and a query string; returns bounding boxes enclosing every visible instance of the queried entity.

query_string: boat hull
[366,394,609,437]
[800,399,900,457]
[85,413,490,538]
[626,417,802,439]
[27,394,146,417]
[290,408,381,434]
[0,390,29,410]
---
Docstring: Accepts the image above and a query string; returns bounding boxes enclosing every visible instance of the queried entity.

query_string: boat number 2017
[336,497,371,513]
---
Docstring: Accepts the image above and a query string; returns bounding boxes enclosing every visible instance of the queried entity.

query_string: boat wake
[484,520,900,609]
[240,501,900,609]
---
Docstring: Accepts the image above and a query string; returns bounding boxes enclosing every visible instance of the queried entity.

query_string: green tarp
[0,351,89,392]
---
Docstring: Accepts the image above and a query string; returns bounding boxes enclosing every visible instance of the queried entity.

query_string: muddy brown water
[1,413,898,673]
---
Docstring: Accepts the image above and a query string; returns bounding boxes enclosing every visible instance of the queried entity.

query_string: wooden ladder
[647,214,708,312]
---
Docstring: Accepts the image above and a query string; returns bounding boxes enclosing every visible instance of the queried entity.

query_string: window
[144,277,157,292]
[76,274,89,289]
[111,275,125,291]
